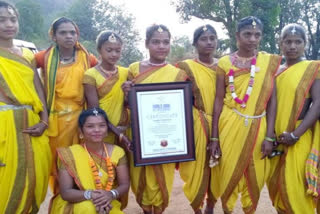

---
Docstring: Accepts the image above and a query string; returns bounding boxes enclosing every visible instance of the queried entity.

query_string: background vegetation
[12,0,320,66]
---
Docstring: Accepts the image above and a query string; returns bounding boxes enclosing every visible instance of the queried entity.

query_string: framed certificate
[129,82,195,166]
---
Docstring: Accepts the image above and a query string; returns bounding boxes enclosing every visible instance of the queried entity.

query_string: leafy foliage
[66,0,143,66]
[93,1,143,66]
[168,36,195,63]
[15,0,44,41]
[300,0,320,60]
[175,0,280,53]
[175,0,320,59]
[13,0,143,65]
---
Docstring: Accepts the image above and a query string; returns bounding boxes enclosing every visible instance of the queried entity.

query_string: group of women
[0,1,319,214]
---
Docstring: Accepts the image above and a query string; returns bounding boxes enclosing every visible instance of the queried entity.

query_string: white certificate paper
[137,89,187,158]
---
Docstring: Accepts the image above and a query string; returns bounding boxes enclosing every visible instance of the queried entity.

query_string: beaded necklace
[99,65,118,78]
[228,56,257,108]
[84,143,115,191]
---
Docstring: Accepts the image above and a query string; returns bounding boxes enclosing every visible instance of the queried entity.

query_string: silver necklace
[147,60,167,67]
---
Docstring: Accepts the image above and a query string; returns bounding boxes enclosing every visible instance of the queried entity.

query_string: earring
[79,134,83,139]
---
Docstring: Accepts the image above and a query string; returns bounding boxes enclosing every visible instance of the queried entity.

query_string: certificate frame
[129,81,195,166]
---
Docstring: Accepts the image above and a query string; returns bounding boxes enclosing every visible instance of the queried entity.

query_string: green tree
[93,1,143,66]
[168,36,194,63]
[15,0,44,41]
[66,0,97,41]
[301,0,320,60]
[65,0,143,66]
[174,0,280,53]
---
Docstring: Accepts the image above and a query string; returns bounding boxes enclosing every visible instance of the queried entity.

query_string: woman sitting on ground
[50,108,130,214]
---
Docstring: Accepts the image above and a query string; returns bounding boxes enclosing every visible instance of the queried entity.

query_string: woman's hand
[120,135,132,152]
[91,190,113,208]
[121,81,134,97]
[207,141,221,161]
[277,132,298,146]
[261,140,273,159]
[22,122,47,136]
[97,203,112,214]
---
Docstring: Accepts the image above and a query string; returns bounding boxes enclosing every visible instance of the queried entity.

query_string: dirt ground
[39,171,276,214]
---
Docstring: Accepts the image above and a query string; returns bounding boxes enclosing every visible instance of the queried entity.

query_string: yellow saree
[0,48,52,213]
[268,61,320,214]
[83,66,129,144]
[128,62,187,212]
[176,59,216,210]
[42,44,90,150]
[38,44,92,192]
[209,52,281,213]
[50,144,127,213]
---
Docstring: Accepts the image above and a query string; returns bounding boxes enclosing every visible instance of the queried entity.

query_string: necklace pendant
[98,171,103,177]
[241,103,246,108]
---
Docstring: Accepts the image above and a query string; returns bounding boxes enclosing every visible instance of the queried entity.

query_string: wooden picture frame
[129,81,195,166]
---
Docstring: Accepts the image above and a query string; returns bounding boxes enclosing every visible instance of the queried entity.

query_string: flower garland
[84,143,115,191]
[228,57,256,108]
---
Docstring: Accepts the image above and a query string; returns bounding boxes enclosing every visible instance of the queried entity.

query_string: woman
[35,17,98,191]
[267,24,320,213]
[0,1,51,213]
[122,24,188,214]
[50,108,130,214]
[207,16,281,213]
[84,31,129,148]
[176,24,218,213]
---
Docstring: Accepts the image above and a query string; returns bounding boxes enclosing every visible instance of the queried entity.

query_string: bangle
[84,190,92,200]
[265,137,276,142]
[40,120,48,127]
[210,137,219,142]
[110,189,119,199]
[290,132,299,141]
[119,133,124,142]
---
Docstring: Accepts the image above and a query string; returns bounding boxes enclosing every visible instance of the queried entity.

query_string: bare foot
[204,206,214,214]
[195,209,202,214]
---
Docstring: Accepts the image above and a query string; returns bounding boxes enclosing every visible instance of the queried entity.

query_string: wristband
[84,190,92,200]
[110,189,119,199]
[40,120,49,127]
[119,133,124,142]
[210,137,219,142]
[265,136,276,142]
[290,132,299,141]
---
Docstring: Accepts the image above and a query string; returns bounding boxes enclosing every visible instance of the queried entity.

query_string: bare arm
[211,73,225,139]
[121,81,134,106]
[113,164,130,197]
[59,168,87,203]
[208,72,225,160]
[84,84,99,109]
[293,80,320,136]
[279,80,320,145]
[261,82,277,158]
[23,70,48,136]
